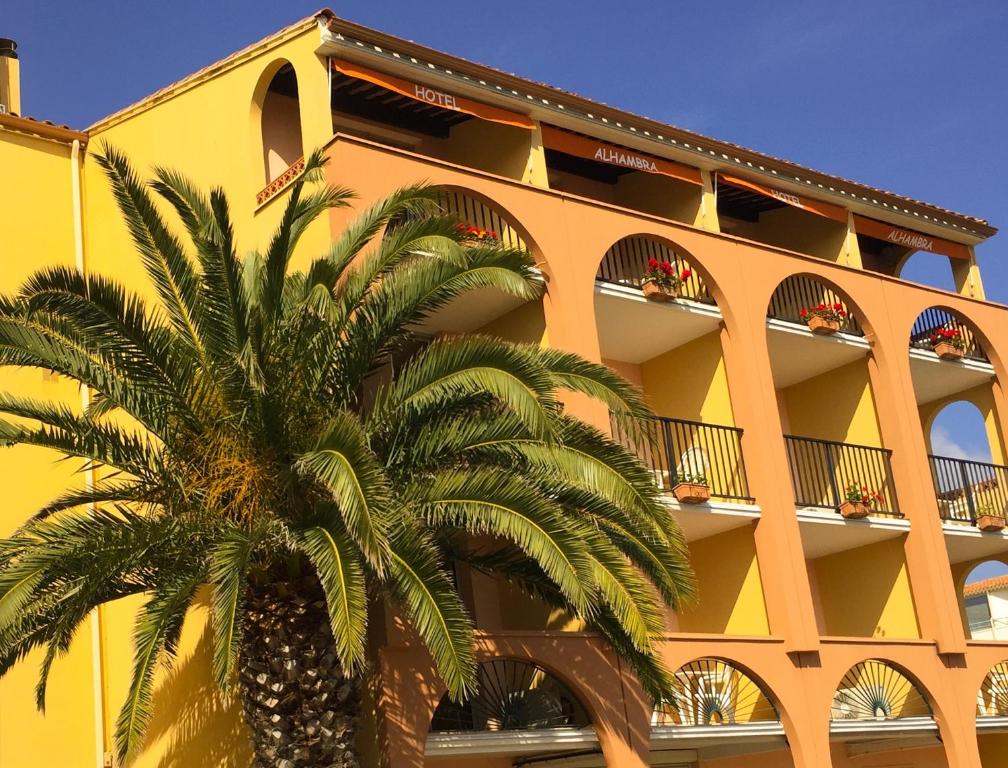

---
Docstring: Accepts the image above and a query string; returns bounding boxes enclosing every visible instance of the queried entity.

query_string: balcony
[970,617,1008,641]
[929,454,1008,564]
[613,415,758,542]
[765,276,869,388]
[908,307,994,405]
[784,435,908,558]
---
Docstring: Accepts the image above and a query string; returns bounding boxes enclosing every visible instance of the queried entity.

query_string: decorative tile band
[256,156,306,206]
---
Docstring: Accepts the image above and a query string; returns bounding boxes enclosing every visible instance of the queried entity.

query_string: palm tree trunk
[239,577,360,768]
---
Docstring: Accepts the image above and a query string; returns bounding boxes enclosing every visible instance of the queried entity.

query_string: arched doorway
[257,62,304,186]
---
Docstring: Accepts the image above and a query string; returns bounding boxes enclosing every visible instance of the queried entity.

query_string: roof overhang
[315,10,995,242]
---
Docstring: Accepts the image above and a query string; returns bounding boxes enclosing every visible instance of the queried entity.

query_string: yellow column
[843,212,863,269]
[699,170,720,233]
[523,122,551,189]
[952,247,986,299]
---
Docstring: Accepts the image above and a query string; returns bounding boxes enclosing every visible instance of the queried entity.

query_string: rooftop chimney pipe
[0,38,20,115]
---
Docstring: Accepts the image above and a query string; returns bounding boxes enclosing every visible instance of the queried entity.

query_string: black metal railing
[909,307,987,362]
[612,414,752,502]
[596,236,714,304]
[784,435,900,516]
[929,454,1008,524]
[766,275,863,336]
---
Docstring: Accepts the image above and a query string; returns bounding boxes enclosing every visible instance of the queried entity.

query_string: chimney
[0,38,20,116]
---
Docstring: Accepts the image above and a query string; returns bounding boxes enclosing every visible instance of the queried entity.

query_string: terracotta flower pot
[976,513,1006,533]
[673,482,710,504]
[642,281,676,302]
[839,500,871,519]
[807,315,840,335]
[933,341,964,360]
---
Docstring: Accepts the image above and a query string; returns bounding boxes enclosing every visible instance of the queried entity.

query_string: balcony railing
[929,454,1008,524]
[784,435,900,517]
[910,307,987,362]
[596,236,714,304]
[766,275,864,336]
[970,617,1008,641]
[612,415,752,503]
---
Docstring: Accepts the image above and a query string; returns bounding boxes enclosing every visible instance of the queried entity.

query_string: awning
[718,174,848,223]
[330,59,535,130]
[852,214,971,259]
[541,125,702,186]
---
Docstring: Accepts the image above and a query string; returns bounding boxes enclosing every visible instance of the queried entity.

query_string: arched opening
[393,186,545,344]
[897,251,957,293]
[977,661,1008,765]
[830,660,945,765]
[651,658,791,765]
[960,561,1008,640]
[594,236,769,638]
[425,658,596,763]
[259,63,303,185]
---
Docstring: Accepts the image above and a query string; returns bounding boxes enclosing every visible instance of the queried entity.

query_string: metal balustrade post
[958,460,978,523]
[824,442,842,510]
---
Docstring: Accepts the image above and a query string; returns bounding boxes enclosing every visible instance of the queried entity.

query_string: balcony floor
[766,320,869,388]
[909,348,995,405]
[665,498,761,542]
[797,507,909,558]
[594,281,722,362]
[941,520,1008,564]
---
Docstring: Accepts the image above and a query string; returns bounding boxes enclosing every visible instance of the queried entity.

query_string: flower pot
[976,513,1006,533]
[673,482,710,504]
[807,315,840,335]
[642,281,676,302]
[933,341,964,361]
[839,500,871,519]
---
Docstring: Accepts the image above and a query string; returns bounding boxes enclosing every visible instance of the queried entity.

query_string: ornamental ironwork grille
[429,659,591,733]
[766,275,863,335]
[830,660,931,721]
[653,658,779,726]
[978,662,1008,717]
[909,307,987,362]
[438,188,528,252]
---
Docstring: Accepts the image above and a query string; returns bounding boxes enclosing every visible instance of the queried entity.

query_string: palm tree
[0,147,694,767]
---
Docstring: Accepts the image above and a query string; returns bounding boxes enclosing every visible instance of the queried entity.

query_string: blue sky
[8,2,1008,578]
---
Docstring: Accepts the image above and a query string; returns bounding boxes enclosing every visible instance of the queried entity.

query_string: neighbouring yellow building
[2,11,1008,767]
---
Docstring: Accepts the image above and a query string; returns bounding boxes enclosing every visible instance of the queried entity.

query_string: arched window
[260,63,303,184]
[654,658,779,726]
[429,659,591,733]
[831,660,931,721]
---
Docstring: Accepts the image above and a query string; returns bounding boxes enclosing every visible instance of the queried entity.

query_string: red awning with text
[718,174,848,223]
[541,125,702,186]
[330,59,535,130]
[851,214,971,260]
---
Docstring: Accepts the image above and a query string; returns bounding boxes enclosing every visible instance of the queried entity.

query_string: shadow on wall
[141,621,252,767]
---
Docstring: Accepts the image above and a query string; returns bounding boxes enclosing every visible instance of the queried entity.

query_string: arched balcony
[829,660,941,758]
[425,658,596,761]
[650,658,789,763]
[256,62,304,190]
[400,186,545,342]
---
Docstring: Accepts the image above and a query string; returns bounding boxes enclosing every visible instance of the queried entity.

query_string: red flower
[648,258,660,270]
[660,261,674,275]
[800,308,809,317]
[817,303,826,311]
[837,309,847,317]
[680,269,692,280]
[833,303,843,311]
[489,230,498,239]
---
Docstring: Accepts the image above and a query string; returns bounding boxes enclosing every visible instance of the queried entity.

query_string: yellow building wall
[810,538,920,638]
[675,526,770,636]
[779,358,881,446]
[0,128,102,768]
[639,331,735,426]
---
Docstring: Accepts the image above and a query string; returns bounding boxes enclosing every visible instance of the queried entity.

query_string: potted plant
[641,258,692,302]
[799,303,848,335]
[975,505,1007,533]
[839,483,884,519]
[929,327,967,360]
[673,472,710,504]
[454,222,498,243]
